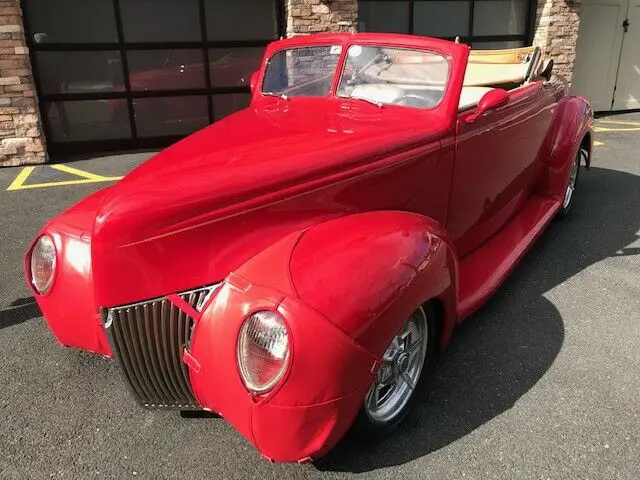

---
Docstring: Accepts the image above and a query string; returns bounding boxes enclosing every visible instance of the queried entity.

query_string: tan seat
[464,46,545,88]
[463,63,530,87]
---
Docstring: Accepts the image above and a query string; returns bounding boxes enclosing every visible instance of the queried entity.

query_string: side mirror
[249,71,259,93]
[466,88,509,122]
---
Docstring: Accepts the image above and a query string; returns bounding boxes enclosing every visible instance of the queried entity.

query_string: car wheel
[559,145,587,217]
[354,304,437,437]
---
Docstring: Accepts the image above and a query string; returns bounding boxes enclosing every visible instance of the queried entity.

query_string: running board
[457,194,562,321]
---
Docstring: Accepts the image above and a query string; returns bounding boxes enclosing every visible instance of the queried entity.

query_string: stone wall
[0,0,45,167]
[533,0,581,84]
[287,0,358,36]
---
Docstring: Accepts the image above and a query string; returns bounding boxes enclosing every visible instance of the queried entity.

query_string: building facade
[1,0,582,167]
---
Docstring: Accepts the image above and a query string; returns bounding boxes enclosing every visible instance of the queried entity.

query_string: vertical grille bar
[104,285,218,409]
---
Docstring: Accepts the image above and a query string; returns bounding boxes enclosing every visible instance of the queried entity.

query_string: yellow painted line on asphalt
[597,119,640,126]
[595,126,640,132]
[6,165,123,191]
[6,166,36,191]
[594,119,640,133]
[50,163,114,181]
[594,140,604,146]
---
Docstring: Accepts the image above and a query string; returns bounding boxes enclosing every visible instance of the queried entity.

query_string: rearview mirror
[249,71,259,93]
[466,88,509,122]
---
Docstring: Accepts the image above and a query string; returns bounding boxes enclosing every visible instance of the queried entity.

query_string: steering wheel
[393,94,432,108]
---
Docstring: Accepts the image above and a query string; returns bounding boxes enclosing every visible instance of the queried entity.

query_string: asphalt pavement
[0,115,639,479]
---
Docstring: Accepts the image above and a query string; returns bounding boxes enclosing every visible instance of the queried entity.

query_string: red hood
[91,102,444,307]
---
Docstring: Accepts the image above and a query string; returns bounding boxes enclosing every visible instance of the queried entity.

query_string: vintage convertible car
[25,33,593,463]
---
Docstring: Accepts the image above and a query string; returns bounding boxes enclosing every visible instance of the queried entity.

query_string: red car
[25,33,593,463]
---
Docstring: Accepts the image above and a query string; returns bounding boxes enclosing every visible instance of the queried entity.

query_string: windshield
[261,43,450,109]
[337,45,449,109]
[263,45,342,97]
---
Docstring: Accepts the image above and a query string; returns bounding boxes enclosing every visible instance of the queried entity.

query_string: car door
[447,83,554,257]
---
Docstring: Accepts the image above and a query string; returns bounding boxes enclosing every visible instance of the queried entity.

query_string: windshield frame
[260,40,453,111]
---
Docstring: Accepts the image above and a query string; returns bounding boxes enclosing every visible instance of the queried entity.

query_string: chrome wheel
[563,147,586,210]
[364,308,428,424]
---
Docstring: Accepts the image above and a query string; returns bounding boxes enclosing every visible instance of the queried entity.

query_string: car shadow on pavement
[0,297,42,330]
[316,166,640,473]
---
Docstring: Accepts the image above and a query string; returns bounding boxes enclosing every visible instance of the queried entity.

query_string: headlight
[237,311,290,394]
[30,234,57,294]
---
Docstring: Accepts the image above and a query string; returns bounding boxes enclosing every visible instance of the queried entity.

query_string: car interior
[343,46,552,112]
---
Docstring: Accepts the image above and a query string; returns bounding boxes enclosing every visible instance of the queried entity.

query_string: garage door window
[358,0,536,49]
[22,0,284,154]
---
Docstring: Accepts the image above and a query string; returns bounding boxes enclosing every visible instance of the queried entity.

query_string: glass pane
[127,50,205,91]
[205,0,278,40]
[120,0,201,42]
[337,46,450,110]
[471,40,525,50]
[212,93,251,121]
[24,0,117,43]
[35,52,123,95]
[134,96,209,137]
[413,1,470,37]
[43,99,131,142]
[209,48,264,87]
[358,1,410,33]
[473,0,528,36]
[263,46,342,97]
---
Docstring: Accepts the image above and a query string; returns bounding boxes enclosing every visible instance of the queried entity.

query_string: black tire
[352,303,438,438]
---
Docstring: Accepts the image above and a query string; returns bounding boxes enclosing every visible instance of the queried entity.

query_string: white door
[613,0,640,109]
[571,0,628,111]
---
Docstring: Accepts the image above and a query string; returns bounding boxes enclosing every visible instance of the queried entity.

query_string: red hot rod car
[25,33,593,463]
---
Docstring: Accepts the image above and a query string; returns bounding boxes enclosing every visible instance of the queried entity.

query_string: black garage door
[358,0,537,49]
[22,0,284,154]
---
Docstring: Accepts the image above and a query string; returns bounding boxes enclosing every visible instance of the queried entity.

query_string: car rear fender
[536,95,593,199]
[187,211,457,461]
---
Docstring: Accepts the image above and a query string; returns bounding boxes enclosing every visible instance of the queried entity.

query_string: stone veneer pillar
[533,0,582,84]
[0,0,46,166]
[287,0,358,36]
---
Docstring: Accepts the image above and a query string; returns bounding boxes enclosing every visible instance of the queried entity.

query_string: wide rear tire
[559,145,588,218]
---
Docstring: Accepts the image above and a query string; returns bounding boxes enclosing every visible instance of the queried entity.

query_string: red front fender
[188,211,458,461]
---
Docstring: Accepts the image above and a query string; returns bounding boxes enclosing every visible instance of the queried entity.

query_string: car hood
[94,105,440,247]
[91,103,443,306]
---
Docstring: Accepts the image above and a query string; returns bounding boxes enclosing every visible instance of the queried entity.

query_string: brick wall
[0,0,45,167]
[533,0,581,84]
[287,0,358,36]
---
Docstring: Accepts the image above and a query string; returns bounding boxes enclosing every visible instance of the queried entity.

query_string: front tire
[353,304,438,437]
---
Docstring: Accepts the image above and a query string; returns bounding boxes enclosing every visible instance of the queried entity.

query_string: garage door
[22,0,284,154]
[572,0,640,111]
[612,0,640,110]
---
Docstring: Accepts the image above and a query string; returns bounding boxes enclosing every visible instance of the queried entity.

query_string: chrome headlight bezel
[237,310,290,394]
[30,234,57,295]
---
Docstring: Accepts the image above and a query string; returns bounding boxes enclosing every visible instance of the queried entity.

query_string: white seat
[349,84,405,104]
[348,83,494,113]
[458,86,494,111]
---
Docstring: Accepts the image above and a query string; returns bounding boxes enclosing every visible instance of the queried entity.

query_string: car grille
[103,285,219,409]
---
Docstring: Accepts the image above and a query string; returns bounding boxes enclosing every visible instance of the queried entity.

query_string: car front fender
[187,211,458,462]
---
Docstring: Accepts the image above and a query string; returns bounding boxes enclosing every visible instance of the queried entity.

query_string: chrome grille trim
[104,284,219,409]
